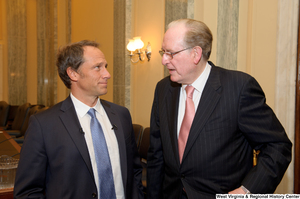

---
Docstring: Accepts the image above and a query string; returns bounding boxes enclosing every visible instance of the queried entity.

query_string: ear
[66,67,79,82]
[193,46,202,65]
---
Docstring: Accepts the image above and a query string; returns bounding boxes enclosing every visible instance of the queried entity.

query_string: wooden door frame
[294,2,300,193]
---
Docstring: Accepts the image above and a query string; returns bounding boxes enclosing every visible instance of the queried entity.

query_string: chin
[170,76,181,83]
[98,89,108,96]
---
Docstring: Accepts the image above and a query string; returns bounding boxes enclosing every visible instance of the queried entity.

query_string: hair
[167,19,213,60]
[56,40,99,89]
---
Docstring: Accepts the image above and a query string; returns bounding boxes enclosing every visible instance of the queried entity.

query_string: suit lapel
[182,64,222,162]
[101,100,127,190]
[59,96,94,179]
[166,81,181,165]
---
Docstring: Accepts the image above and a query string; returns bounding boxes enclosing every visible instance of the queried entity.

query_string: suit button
[92,193,97,198]
[181,174,185,179]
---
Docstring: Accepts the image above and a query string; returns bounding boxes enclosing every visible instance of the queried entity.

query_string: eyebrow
[160,48,169,52]
[94,62,108,68]
[161,48,175,53]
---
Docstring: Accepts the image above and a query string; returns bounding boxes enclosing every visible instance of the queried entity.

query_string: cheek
[173,63,186,75]
[90,72,101,79]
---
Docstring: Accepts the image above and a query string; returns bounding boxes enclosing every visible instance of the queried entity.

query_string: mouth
[168,68,176,73]
[98,82,108,86]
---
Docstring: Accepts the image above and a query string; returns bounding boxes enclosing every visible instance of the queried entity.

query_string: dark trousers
[181,190,188,199]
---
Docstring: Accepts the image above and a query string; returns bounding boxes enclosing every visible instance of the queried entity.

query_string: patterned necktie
[178,85,195,163]
[87,108,116,199]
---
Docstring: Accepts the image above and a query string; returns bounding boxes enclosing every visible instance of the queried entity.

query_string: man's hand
[228,187,246,194]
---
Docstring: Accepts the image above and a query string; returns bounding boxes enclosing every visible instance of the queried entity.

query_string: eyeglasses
[159,47,194,60]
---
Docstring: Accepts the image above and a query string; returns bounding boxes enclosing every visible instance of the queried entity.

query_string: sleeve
[13,115,47,199]
[118,105,144,199]
[129,119,144,199]
[238,76,292,193]
[147,83,165,199]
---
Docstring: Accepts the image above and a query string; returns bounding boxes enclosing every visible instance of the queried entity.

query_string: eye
[159,50,165,56]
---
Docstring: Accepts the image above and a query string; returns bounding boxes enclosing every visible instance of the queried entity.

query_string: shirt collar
[70,93,103,117]
[182,62,211,92]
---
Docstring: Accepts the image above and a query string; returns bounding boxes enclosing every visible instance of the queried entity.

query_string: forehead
[162,24,187,50]
[83,46,106,63]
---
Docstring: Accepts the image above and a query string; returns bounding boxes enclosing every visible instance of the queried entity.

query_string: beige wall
[194,0,218,64]
[57,0,69,103]
[71,0,114,102]
[129,0,278,126]
[239,0,278,109]
[130,0,165,127]
[0,0,114,104]
[0,0,289,115]
[193,0,278,109]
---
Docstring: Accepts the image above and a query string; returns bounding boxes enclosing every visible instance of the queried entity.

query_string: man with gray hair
[147,19,291,199]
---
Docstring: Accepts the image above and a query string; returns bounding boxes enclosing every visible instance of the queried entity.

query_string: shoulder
[100,99,130,115]
[210,62,252,79]
[208,62,265,100]
[209,61,257,87]
[33,98,71,122]
[101,99,127,109]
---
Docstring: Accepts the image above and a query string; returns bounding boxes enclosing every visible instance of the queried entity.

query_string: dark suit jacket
[147,62,292,199]
[14,96,143,199]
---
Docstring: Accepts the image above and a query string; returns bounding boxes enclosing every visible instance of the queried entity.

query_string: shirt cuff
[241,185,251,194]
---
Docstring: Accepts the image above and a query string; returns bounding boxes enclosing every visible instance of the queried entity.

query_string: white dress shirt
[177,62,212,137]
[70,94,125,199]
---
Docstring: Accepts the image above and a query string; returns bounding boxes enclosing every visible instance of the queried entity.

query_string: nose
[103,68,111,79]
[161,53,170,66]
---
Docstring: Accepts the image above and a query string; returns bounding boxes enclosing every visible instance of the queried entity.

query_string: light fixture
[126,37,151,63]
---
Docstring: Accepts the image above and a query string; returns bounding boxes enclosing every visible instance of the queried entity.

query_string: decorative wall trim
[6,0,27,105]
[113,0,127,108]
[187,0,194,19]
[37,1,58,107]
[216,0,239,70]
[113,0,132,110]
[65,0,72,97]
[164,0,188,77]
[124,0,132,110]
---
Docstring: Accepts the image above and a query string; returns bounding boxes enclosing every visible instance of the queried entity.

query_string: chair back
[20,105,45,136]
[0,101,10,126]
[139,127,150,161]
[132,124,143,148]
[10,103,31,130]
[138,127,150,194]
[36,106,49,114]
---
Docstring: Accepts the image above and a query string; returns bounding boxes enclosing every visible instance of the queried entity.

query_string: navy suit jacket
[14,96,143,199]
[147,62,292,199]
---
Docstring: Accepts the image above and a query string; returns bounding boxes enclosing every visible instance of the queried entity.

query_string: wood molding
[294,2,300,193]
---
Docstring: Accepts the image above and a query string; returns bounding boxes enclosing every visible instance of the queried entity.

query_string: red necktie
[178,85,195,163]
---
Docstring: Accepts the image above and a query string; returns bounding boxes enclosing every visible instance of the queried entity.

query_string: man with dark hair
[14,40,144,199]
[147,19,291,199]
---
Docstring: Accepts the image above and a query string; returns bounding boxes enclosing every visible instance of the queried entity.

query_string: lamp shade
[127,39,136,51]
[133,37,144,49]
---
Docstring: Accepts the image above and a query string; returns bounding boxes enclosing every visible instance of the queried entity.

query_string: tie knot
[87,108,96,118]
[185,85,194,99]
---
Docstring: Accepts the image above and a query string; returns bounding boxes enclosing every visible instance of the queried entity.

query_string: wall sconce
[127,37,151,63]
